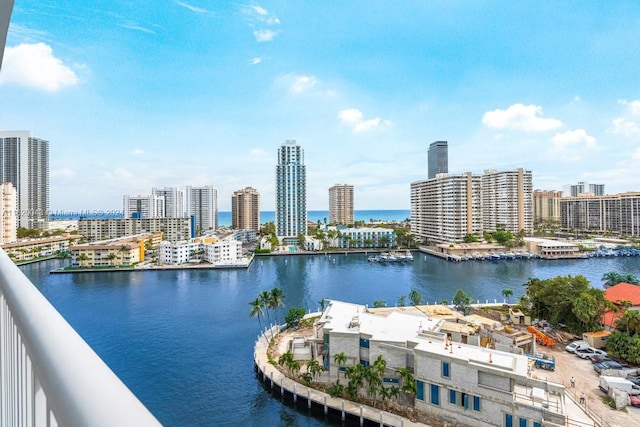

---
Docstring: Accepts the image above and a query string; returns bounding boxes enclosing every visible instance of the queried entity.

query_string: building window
[473,395,481,411]
[533,423,541,427]
[416,380,424,401]
[430,384,440,406]
[449,389,456,405]
[505,414,513,427]
[519,419,527,427]
[359,338,370,348]
[442,361,450,378]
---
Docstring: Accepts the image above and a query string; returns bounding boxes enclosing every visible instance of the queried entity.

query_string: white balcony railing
[0,249,161,427]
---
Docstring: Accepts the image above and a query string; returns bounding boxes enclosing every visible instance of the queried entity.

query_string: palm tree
[77,253,89,267]
[502,288,513,304]
[318,298,327,311]
[269,287,285,327]
[307,358,323,381]
[333,352,347,379]
[278,350,295,374]
[259,290,272,329]
[408,290,422,306]
[345,364,365,401]
[397,367,417,398]
[107,252,117,266]
[602,271,624,287]
[249,298,267,341]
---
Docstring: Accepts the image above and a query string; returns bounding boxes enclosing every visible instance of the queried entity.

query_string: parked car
[589,354,613,364]
[594,360,630,374]
[565,341,589,353]
[627,374,640,386]
[631,395,640,408]
[576,347,607,359]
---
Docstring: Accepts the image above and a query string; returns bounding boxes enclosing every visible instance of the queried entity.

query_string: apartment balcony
[0,249,160,426]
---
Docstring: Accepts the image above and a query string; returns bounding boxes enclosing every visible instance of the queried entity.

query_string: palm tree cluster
[248,287,286,340]
[601,271,640,287]
[327,352,416,412]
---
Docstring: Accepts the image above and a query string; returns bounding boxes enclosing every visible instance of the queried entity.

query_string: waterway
[19,253,640,426]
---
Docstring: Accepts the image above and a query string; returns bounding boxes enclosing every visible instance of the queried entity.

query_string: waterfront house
[602,283,640,330]
[316,300,568,427]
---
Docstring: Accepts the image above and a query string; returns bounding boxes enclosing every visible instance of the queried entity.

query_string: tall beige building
[481,168,533,234]
[560,192,640,236]
[410,173,482,243]
[231,187,260,231]
[329,184,354,225]
[1,182,16,243]
[533,190,562,223]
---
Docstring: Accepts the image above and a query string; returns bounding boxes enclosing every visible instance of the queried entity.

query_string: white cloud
[131,148,144,156]
[338,108,392,133]
[250,148,267,156]
[611,118,640,137]
[174,1,208,14]
[0,43,79,91]
[250,57,262,65]
[104,168,135,181]
[611,100,640,137]
[290,75,317,94]
[120,23,157,34]
[619,99,640,116]
[251,6,268,16]
[633,148,640,162]
[551,129,596,155]
[482,103,562,132]
[242,4,280,41]
[253,29,279,42]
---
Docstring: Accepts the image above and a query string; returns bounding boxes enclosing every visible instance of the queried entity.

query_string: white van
[565,341,589,353]
[600,376,640,395]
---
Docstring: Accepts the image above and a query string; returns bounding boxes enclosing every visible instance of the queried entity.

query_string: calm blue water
[20,254,640,426]
[50,210,411,228]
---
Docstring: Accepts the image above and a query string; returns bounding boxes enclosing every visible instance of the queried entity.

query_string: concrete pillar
[324,396,328,415]
[341,401,345,421]
[293,384,297,402]
[360,405,364,426]
[307,389,311,409]
[270,372,274,388]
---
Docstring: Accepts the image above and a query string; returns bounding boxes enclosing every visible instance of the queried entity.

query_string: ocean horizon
[49,209,410,227]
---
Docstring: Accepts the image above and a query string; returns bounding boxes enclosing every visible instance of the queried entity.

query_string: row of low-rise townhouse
[158,236,246,266]
[326,226,396,249]
[317,300,568,427]
[560,192,640,236]
[70,233,162,267]
[158,237,213,264]
[78,217,193,243]
[2,234,81,261]
[204,238,245,266]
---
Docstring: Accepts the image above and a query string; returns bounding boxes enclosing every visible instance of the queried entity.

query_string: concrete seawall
[252,327,427,427]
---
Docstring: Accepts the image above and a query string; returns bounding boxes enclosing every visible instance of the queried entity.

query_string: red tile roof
[604,282,640,306]
[602,283,640,329]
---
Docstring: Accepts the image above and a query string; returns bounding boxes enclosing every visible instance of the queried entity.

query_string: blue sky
[2,1,640,212]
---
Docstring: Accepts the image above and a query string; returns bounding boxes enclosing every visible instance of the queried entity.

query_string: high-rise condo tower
[275,140,307,243]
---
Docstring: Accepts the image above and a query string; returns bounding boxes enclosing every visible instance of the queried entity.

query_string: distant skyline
[1,1,640,212]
